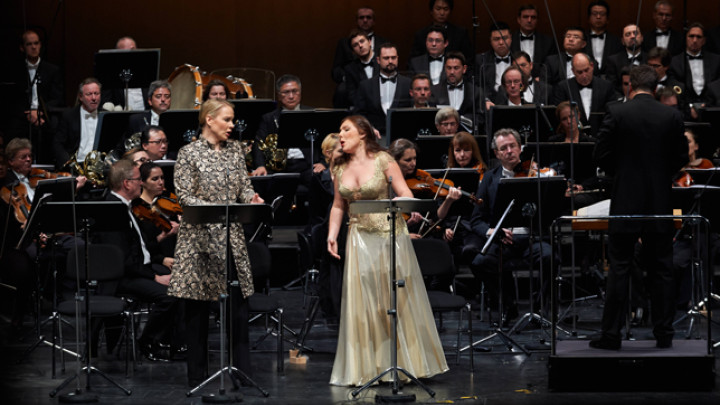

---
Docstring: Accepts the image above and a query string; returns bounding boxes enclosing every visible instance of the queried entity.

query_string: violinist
[136,161,180,258]
[389,138,461,239]
[683,128,713,170]
[468,128,553,323]
[447,131,487,172]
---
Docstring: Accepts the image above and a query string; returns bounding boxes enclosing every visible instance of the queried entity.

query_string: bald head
[571,53,594,86]
[116,36,137,50]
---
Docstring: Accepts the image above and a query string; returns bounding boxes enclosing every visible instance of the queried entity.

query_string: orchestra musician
[168,99,263,387]
[435,106,460,135]
[683,128,713,170]
[202,79,229,101]
[388,138,460,239]
[548,101,593,143]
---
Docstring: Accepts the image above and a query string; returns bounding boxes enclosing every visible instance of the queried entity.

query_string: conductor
[590,65,686,350]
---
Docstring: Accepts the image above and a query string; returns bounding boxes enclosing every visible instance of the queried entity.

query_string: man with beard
[354,43,411,136]
[605,24,647,93]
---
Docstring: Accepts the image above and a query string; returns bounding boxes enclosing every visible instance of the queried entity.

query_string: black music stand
[489,105,557,144]
[459,199,530,355]
[40,201,132,402]
[228,99,276,141]
[158,109,200,156]
[250,173,300,227]
[94,49,160,109]
[522,142,596,182]
[348,198,438,402]
[671,185,720,338]
[95,111,136,154]
[387,108,439,146]
[183,203,271,402]
[277,109,349,167]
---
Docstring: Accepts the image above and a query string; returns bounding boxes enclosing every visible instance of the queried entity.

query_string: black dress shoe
[588,338,621,350]
[139,341,171,362]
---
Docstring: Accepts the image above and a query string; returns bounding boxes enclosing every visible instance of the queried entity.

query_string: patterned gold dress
[329,151,448,386]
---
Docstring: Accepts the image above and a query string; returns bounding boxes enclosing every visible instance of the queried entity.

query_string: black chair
[56,244,131,383]
[412,238,474,368]
[247,241,286,372]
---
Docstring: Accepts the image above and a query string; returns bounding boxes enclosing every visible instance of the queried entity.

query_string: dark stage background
[3,0,719,108]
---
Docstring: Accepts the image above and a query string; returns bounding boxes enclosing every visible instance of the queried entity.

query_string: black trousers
[117,271,178,345]
[184,290,250,383]
[601,231,675,341]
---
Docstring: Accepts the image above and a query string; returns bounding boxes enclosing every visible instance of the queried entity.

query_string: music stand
[277,109,349,168]
[183,203,271,402]
[523,142,596,183]
[387,108,439,146]
[95,111,136,153]
[94,49,160,109]
[228,99,276,141]
[489,105,557,144]
[250,173,300,226]
[158,109,200,156]
[40,201,132,402]
[348,198,438,402]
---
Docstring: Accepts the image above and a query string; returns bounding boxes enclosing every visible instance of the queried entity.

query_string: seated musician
[127,80,172,135]
[136,161,180,259]
[140,125,174,161]
[486,66,529,107]
[389,138,460,239]
[443,132,487,266]
[1,139,86,333]
[468,128,553,322]
[434,106,460,135]
[101,159,179,361]
[54,77,102,169]
[683,128,713,170]
[124,147,151,166]
[548,101,593,143]
[250,74,314,185]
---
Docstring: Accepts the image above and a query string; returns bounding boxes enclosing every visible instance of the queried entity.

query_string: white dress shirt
[78,107,98,162]
[111,191,151,265]
[379,74,398,114]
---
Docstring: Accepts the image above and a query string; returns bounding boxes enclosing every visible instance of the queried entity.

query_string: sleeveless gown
[329,152,448,386]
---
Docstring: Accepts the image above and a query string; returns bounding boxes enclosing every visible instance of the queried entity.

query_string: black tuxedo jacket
[669,51,720,101]
[54,106,83,166]
[493,79,551,106]
[474,51,513,101]
[9,58,64,114]
[544,52,602,86]
[431,80,484,129]
[552,77,618,126]
[332,34,389,84]
[411,22,473,63]
[604,51,648,93]
[251,106,315,170]
[593,93,686,233]
[96,193,156,280]
[343,58,380,108]
[643,28,685,56]
[511,31,556,65]
[583,31,623,75]
[354,75,412,134]
[706,78,720,107]
[469,165,504,240]
[407,54,447,85]
[128,111,152,135]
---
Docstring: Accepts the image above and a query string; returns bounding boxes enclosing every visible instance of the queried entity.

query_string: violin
[28,168,72,188]
[406,169,482,205]
[1,182,32,226]
[686,158,714,170]
[674,159,715,188]
[155,191,182,216]
[514,159,557,178]
[132,199,173,232]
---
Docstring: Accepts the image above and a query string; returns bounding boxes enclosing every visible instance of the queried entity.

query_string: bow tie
[655,30,669,37]
[578,82,593,90]
[429,55,443,62]
[520,35,534,41]
[84,111,98,119]
[361,60,373,67]
[448,82,464,90]
[495,56,510,64]
[590,32,605,39]
[658,79,667,86]
[380,75,397,83]
[687,54,703,60]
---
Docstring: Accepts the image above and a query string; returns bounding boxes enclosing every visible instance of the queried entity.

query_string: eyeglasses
[439,121,458,127]
[147,139,169,145]
[134,157,150,164]
[504,80,523,86]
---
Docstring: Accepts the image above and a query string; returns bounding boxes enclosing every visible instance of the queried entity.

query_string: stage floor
[2,289,719,405]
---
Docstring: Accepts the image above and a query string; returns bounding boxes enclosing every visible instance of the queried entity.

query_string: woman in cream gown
[327,115,448,386]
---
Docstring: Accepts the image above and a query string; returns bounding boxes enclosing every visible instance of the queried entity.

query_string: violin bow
[419,167,452,235]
